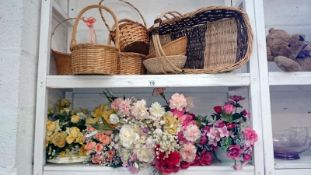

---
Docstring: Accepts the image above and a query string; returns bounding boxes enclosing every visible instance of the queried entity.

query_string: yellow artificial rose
[46,121,57,132]
[68,127,80,138]
[51,132,67,148]
[163,113,180,135]
[66,136,75,144]
[71,115,80,123]
[74,133,84,145]
[86,117,98,125]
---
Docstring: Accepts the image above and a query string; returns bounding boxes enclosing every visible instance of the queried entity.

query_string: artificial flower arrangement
[45,99,87,163]
[103,89,200,174]
[196,95,258,170]
[45,90,258,174]
[83,104,122,167]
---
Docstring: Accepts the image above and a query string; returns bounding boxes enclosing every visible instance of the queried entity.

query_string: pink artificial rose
[91,153,104,164]
[171,108,185,118]
[200,136,208,145]
[241,110,249,118]
[223,104,234,114]
[218,126,230,138]
[85,141,96,151]
[111,98,122,111]
[215,120,225,128]
[227,145,242,160]
[243,154,252,162]
[180,143,197,163]
[183,124,201,142]
[95,144,104,153]
[169,93,187,111]
[243,128,258,146]
[118,99,131,116]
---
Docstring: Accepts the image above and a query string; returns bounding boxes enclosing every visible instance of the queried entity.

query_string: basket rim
[71,43,119,50]
[144,55,187,62]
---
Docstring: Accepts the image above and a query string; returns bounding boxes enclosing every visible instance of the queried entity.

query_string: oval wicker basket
[99,0,149,55]
[143,55,186,74]
[147,36,187,58]
[70,4,120,75]
[150,6,253,74]
[51,18,77,75]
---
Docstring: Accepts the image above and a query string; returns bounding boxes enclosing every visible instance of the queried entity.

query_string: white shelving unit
[34,0,311,175]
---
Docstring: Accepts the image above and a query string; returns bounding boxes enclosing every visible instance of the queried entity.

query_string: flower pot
[214,149,232,163]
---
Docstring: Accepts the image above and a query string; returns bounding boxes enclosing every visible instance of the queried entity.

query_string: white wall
[0,0,40,175]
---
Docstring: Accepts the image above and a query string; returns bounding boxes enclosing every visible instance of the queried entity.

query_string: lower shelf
[44,163,254,175]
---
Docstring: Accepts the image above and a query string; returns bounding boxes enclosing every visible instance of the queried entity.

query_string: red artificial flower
[200,151,213,165]
[229,95,245,102]
[155,151,181,174]
[214,106,222,114]
[226,123,236,129]
[180,161,191,169]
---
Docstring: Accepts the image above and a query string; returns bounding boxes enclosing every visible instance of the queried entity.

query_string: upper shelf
[269,72,311,86]
[44,164,254,175]
[46,73,251,89]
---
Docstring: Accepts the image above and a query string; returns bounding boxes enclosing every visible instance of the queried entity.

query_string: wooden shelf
[44,164,254,175]
[269,72,311,86]
[46,73,251,89]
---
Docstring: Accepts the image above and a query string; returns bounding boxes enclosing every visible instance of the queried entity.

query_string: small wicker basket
[99,0,149,55]
[144,11,187,74]
[70,4,120,75]
[119,52,145,75]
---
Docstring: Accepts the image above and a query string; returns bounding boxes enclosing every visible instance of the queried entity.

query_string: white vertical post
[33,0,52,175]
[244,0,265,175]
[252,0,274,175]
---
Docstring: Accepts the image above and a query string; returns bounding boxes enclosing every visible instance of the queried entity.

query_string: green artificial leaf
[232,113,242,121]
[220,137,233,151]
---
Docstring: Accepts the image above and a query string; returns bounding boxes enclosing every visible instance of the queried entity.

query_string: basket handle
[99,0,147,27]
[151,11,184,73]
[51,18,79,51]
[70,4,120,50]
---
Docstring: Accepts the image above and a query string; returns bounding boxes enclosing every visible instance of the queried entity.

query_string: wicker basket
[119,52,145,75]
[150,6,253,74]
[99,0,149,55]
[51,18,76,75]
[70,4,120,75]
[147,36,187,58]
[143,55,186,74]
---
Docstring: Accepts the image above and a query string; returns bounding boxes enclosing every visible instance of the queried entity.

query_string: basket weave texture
[70,4,120,75]
[119,52,145,75]
[99,0,149,55]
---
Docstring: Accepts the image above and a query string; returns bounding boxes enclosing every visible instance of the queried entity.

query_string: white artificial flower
[145,137,155,148]
[136,148,155,163]
[109,114,119,124]
[131,100,149,120]
[149,102,165,120]
[119,124,139,148]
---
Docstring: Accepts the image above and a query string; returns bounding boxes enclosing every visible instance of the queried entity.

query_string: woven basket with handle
[51,18,78,75]
[99,0,149,55]
[149,6,253,74]
[71,4,120,75]
[144,11,188,74]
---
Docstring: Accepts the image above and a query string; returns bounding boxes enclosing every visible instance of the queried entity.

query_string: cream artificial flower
[109,114,119,125]
[46,120,57,132]
[149,102,165,120]
[119,124,139,148]
[136,148,155,163]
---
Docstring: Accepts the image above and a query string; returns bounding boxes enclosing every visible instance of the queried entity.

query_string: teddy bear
[266,28,311,72]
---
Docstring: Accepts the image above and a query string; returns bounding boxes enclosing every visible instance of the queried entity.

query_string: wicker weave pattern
[147,37,187,58]
[71,4,120,75]
[204,19,237,69]
[143,56,186,74]
[52,50,72,75]
[119,52,145,75]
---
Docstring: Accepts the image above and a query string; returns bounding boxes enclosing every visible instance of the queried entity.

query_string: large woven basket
[147,36,187,58]
[99,0,149,55]
[51,18,77,75]
[150,6,253,74]
[71,4,120,75]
